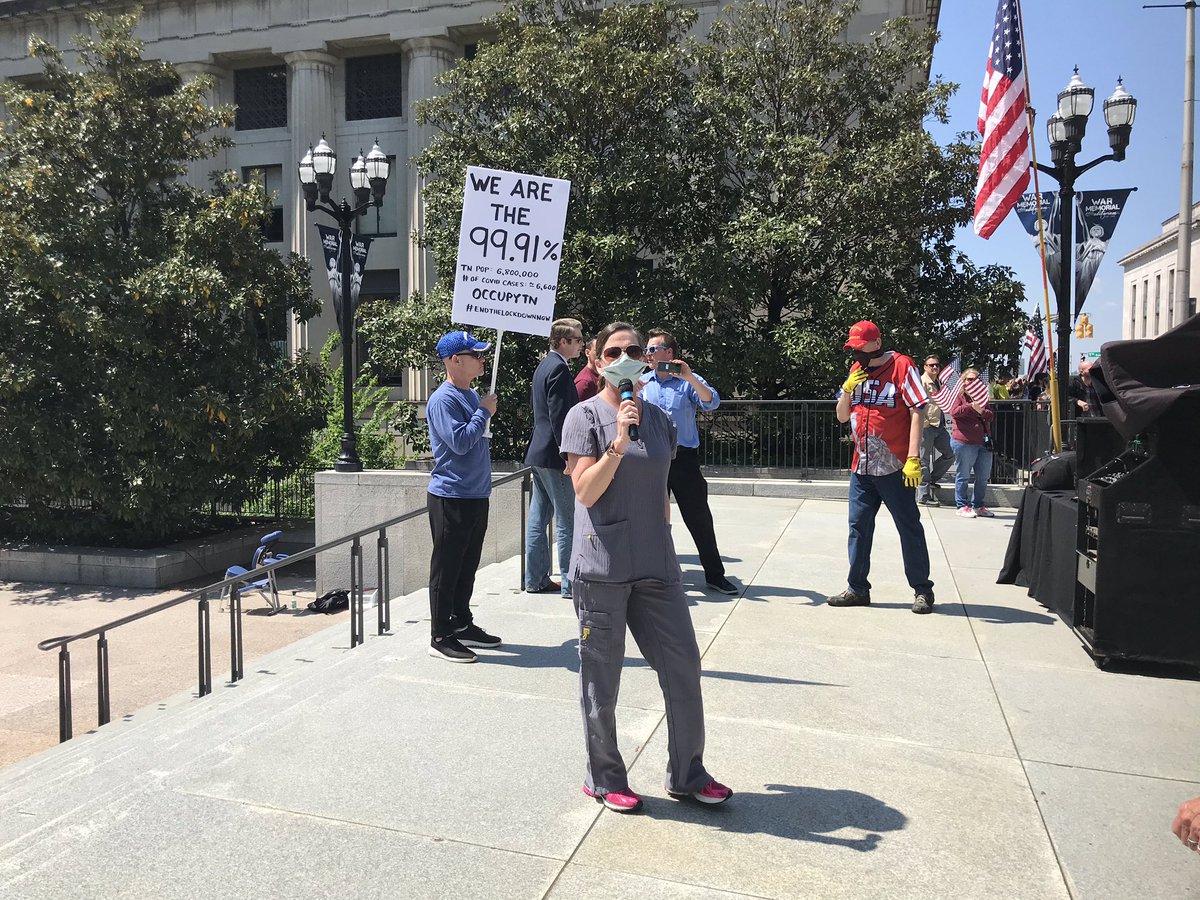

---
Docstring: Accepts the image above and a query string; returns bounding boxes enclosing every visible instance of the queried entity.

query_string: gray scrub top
[560,394,682,585]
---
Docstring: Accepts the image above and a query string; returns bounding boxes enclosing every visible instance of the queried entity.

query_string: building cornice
[1118,230,1181,269]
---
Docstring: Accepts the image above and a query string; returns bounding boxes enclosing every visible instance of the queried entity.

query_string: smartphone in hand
[656,361,683,375]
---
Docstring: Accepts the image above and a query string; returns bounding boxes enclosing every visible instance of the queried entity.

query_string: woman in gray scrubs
[560,321,732,814]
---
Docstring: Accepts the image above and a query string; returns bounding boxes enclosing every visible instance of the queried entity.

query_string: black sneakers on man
[428,635,477,663]
[455,623,502,648]
[911,594,935,615]
[706,577,738,595]
[826,589,871,607]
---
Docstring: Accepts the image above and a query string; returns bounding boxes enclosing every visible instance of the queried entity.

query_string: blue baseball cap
[436,330,492,359]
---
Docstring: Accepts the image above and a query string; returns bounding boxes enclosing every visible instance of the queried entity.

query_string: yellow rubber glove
[902,456,922,489]
[842,367,870,395]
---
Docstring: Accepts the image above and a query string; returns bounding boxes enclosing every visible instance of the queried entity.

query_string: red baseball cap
[843,320,881,350]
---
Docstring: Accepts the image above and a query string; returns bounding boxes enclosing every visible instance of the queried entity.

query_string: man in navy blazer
[523,318,584,597]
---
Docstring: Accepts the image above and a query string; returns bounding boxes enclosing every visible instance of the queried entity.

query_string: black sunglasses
[602,345,643,360]
[455,350,485,360]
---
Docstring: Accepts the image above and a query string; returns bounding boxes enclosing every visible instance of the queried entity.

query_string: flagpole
[1015,0,1063,455]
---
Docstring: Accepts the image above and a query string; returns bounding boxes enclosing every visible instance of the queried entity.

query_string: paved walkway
[1,497,1198,899]
[0,565,333,770]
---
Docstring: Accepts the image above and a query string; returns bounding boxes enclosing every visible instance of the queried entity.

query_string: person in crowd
[560,321,732,814]
[424,330,503,663]
[1172,796,1200,853]
[524,318,584,597]
[640,328,736,595]
[574,337,601,402]
[827,320,936,615]
[949,368,995,519]
[989,373,1010,401]
[1068,359,1104,417]
[1006,376,1028,400]
[917,354,954,507]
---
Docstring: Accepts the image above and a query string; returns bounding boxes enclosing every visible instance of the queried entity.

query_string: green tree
[684,0,1025,398]
[0,11,325,544]
[368,0,1028,457]
[360,0,702,458]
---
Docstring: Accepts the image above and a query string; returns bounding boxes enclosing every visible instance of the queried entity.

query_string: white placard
[452,166,571,337]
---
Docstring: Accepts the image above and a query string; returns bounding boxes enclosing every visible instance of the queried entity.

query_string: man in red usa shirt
[828,320,937,615]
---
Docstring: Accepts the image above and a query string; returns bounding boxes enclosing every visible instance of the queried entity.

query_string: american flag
[973,0,1031,239]
[1024,311,1049,377]
[962,375,991,404]
[930,359,963,411]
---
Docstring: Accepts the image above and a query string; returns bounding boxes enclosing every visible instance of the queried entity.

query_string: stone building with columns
[0,0,939,396]
[1117,203,1200,340]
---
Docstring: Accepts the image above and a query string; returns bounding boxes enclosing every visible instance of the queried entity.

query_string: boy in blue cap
[426,330,502,662]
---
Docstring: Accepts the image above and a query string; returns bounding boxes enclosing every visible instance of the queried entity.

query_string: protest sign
[452,166,571,338]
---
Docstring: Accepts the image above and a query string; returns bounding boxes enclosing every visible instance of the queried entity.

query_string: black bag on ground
[309,589,350,614]
[1029,451,1076,492]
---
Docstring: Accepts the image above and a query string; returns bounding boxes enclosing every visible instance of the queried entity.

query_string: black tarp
[1093,314,1200,440]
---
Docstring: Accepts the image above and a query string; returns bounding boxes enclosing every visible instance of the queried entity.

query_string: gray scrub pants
[574,577,711,796]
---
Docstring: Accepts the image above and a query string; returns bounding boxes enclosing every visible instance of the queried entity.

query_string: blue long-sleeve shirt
[639,372,720,448]
[426,380,492,499]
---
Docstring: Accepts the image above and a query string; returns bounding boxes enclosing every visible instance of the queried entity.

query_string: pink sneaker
[956,507,976,518]
[667,779,734,805]
[583,784,644,813]
[975,506,995,517]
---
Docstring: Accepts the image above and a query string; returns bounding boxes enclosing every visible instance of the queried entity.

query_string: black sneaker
[911,594,935,615]
[455,623,502,648]
[827,589,871,607]
[705,577,738,595]
[428,635,477,663]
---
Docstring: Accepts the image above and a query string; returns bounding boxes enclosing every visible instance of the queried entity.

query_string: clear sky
[928,0,1188,357]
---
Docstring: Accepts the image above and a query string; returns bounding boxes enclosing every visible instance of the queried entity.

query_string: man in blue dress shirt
[425,330,504,663]
[640,329,737,595]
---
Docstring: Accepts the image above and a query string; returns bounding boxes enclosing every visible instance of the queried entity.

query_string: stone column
[175,62,229,190]
[403,36,458,299]
[283,50,337,356]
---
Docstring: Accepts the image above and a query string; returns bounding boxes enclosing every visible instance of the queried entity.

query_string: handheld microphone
[618,379,639,443]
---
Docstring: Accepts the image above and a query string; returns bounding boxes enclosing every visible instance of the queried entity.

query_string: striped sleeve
[898,359,928,410]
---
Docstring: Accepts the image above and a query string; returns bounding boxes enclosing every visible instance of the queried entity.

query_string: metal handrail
[39,467,534,743]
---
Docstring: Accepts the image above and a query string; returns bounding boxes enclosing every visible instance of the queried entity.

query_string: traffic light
[1075,313,1093,339]
[1086,317,1094,338]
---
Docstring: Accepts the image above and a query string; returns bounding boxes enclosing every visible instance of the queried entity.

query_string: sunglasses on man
[455,350,486,360]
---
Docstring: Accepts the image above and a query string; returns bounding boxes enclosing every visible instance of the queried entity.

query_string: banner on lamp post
[350,233,372,306]
[315,225,373,329]
[1074,188,1134,314]
[1014,191,1063,301]
[451,165,571,338]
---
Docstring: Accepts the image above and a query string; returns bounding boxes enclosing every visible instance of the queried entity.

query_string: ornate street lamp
[1037,70,1136,416]
[298,136,390,472]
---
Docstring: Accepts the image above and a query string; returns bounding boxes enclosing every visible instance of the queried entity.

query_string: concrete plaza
[1,495,1198,899]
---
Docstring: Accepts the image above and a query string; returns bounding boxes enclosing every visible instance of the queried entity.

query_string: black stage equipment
[1074,316,1200,669]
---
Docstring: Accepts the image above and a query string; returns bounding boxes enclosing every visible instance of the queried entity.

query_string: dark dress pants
[668,447,725,582]
[427,494,489,638]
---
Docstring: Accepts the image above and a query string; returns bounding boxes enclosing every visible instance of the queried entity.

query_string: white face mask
[600,352,647,386]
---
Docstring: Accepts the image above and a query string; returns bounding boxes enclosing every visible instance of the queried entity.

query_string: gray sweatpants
[574,577,711,796]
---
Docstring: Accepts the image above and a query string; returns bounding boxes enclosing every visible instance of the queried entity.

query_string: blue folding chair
[223,530,290,616]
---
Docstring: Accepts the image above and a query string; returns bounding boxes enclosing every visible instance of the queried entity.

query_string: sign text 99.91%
[468,227,561,264]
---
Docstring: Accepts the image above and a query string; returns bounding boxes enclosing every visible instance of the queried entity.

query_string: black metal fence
[209,467,316,520]
[695,400,1066,485]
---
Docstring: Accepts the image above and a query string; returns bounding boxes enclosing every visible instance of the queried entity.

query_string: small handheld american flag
[930,359,963,410]
[1024,311,1049,377]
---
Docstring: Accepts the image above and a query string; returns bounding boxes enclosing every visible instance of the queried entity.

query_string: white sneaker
[956,507,977,518]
